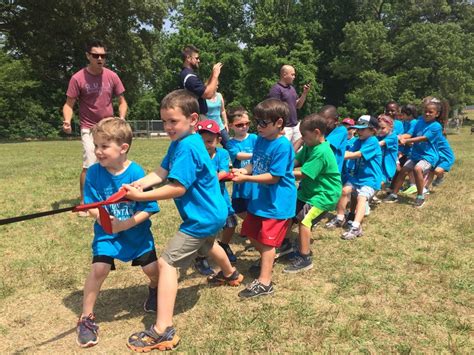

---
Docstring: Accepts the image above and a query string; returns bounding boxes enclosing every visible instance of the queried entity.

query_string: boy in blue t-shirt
[232,98,297,298]
[223,107,258,261]
[326,115,382,240]
[319,105,348,174]
[124,90,243,352]
[77,117,160,348]
[384,99,444,208]
[196,119,238,263]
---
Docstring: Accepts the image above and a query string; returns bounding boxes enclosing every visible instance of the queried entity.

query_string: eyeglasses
[88,52,107,59]
[234,122,250,128]
[255,118,273,128]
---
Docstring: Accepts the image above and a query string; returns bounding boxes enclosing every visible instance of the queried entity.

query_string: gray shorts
[161,231,216,269]
[81,128,97,168]
[403,159,431,173]
[344,182,376,199]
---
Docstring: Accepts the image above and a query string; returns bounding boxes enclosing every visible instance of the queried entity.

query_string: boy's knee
[342,186,352,195]
[91,263,110,279]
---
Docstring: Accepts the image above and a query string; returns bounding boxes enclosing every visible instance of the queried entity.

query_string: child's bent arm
[133,167,169,190]
[125,181,186,202]
[404,136,427,144]
[345,151,362,160]
[293,169,305,180]
[235,173,280,184]
[236,152,252,160]
[111,211,153,234]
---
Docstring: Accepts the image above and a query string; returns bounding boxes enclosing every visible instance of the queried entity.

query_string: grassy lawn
[0,128,473,353]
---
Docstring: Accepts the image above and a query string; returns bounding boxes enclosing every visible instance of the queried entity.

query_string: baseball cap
[195,119,220,134]
[351,115,379,129]
[341,117,355,126]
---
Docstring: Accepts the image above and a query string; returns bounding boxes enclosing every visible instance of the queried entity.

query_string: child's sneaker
[413,197,425,208]
[341,226,363,240]
[283,254,313,273]
[193,257,214,276]
[76,313,99,348]
[207,270,244,286]
[218,241,237,263]
[127,325,180,352]
[432,176,444,187]
[400,185,417,195]
[371,196,382,204]
[423,187,430,195]
[383,193,399,203]
[143,286,157,313]
[325,216,345,229]
[238,279,274,298]
[275,239,294,258]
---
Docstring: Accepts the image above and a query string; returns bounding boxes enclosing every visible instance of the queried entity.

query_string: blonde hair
[91,117,133,150]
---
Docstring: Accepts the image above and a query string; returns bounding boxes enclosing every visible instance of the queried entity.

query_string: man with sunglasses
[63,40,127,212]
[179,45,222,115]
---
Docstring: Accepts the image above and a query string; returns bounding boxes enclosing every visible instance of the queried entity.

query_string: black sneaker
[207,270,244,286]
[238,279,274,298]
[76,313,99,348]
[193,257,214,276]
[413,197,425,208]
[143,286,157,313]
[127,325,180,352]
[283,254,313,273]
[218,241,237,263]
[383,194,399,203]
[275,239,294,259]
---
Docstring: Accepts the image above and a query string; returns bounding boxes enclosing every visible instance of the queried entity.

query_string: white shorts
[403,159,431,174]
[284,124,302,144]
[81,128,97,169]
[344,182,376,200]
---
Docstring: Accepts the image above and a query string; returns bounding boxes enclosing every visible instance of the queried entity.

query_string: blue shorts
[436,158,454,172]
[231,198,250,214]
[344,182,376,200]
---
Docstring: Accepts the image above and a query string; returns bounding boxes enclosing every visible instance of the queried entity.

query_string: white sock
[352,221,361,228]
[336,214,345,221]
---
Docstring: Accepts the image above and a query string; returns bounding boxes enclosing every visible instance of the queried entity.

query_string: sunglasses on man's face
[234,122,250,128]
[88,52,107,59]
[255,118,274,128]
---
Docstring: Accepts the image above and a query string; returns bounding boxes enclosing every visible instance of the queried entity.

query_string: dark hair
[385,101,399,109]
[318,105,338,120]
[161,89,200,116]
[182,45,199,61]
[300,114,327,135]
[86,40,106,53]
[253,99,289,129]
[401,104,417,118]
[424,98,449,125]
[227,106,249,123]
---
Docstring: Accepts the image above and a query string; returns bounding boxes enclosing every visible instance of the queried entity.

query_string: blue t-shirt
[399,118,418,156]
[377,132,398,182]
[210,147,235,216]
[436,135,455,166]
[179,67,207,114]
[161,133,227,237]
[326,125,348,173]
[248,136,296,219]
[393,119,404,136]
[347,135,383,190]
[408,118,442,166]
[227,133,258,199]
[342,136,358,183]
[84,162,159,261]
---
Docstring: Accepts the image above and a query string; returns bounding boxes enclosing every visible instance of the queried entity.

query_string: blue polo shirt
[408,118,443,166]
[326,125,348,173]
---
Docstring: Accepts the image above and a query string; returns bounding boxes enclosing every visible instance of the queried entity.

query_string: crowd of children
[75,91,456,351]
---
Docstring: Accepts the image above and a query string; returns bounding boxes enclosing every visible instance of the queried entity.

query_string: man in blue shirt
[179,45,222,115]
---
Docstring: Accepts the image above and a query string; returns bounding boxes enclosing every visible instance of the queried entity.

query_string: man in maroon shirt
[63,40,128,209]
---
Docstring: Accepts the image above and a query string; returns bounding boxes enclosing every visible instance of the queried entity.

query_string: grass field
[0,128,473,353]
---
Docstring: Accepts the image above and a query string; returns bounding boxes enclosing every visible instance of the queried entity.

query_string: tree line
[1,0,473,139]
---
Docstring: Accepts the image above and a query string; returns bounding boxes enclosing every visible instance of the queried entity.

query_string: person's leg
[392,167,409,194]
[80,168,87,204]
[337,185,352,216]
[155,257,178,333]
[298,223,312,255]
[141,260,159,313]
[353,195,367,225]
[413,165,425,196]
[221,226,235,245]
[425,170,435,189]
[82,262,111,316]
[81,128,96,204]
[207,241,236,277]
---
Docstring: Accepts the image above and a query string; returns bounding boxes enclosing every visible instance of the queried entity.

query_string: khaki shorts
[81,128,97,168]
[161,231,216,269]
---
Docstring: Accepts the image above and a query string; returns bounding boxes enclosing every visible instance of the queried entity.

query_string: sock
[417,194,424,199]
[352,221,361,228]
[336,214,345,221]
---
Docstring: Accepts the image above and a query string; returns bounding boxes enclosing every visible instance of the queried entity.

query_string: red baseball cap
[195,119,220,134]
[342,118,355,126]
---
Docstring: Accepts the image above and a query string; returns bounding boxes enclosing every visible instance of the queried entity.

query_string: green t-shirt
[295,141,342,211]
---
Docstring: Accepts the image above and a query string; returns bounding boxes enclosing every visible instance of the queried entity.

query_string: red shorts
[241,213,291,247]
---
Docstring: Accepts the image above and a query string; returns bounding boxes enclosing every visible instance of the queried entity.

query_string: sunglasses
[88,52,107,59]
[255,118,274,128]
[234,122,250,128]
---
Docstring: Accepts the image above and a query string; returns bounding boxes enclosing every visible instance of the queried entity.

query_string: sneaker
[76,313,99,348]
[218,241,237,263]
[364,201,371,216]
[400,185,417,195]
[238,279,274,298]
[413,197,425,208]
[325,216,345,229]
[423,187,430,195]
[127,325,180,352]
[143,286,157,313]
[371,196,382,204]
[193,257,214,276]
[275,239,294,258]
[341,226,363,240]
[432,176,444,187]
[207,270,244,286]
[283,254,313,273]
[383,194,399,203]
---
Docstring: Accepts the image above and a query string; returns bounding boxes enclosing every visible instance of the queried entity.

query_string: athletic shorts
[293,199,327,229]
[231,198,250,214]
[81,128,97,168]
[161,231,216,269]
[92,249,157,271]
[344,182,376,200]
[284,124,302,145]
[403,159,431,173]
[436,158,453,172]
[240,213,291,247]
